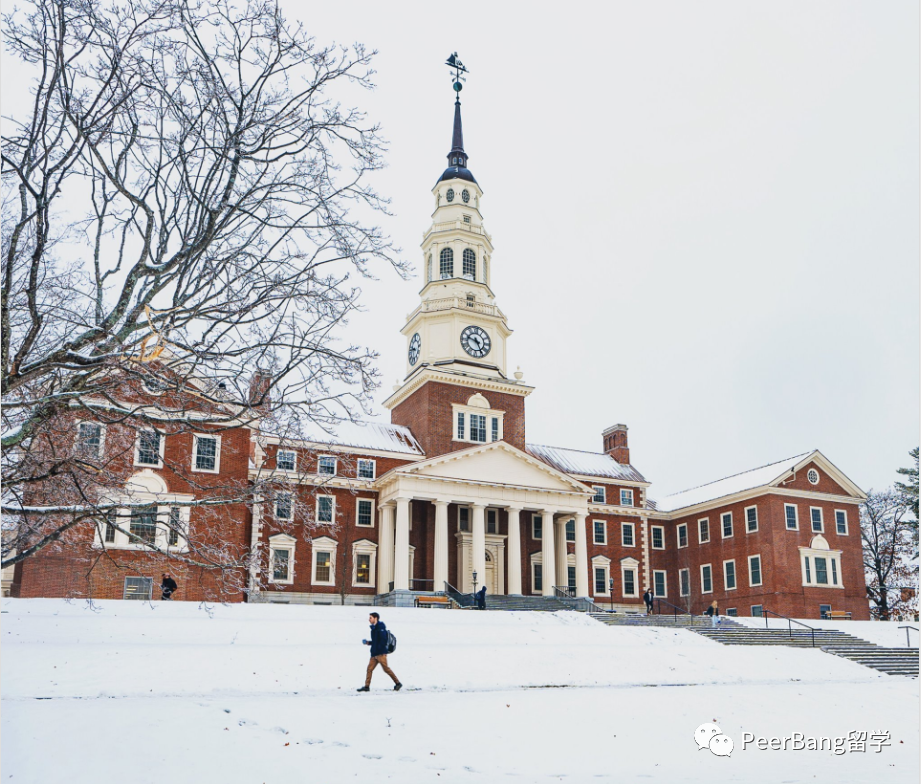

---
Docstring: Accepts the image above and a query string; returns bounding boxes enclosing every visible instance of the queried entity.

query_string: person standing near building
[705,600,720,627]
[357,612,402,692]
[477,585,487,610]
[160,573,177,601]
[643,588,654,615]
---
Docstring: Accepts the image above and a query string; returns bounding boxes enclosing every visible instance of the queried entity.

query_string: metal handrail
[444,581,475,608]
[553,586,575,599]
[653,597,693,621]
[898,625,919,648]
[762,609,818,648]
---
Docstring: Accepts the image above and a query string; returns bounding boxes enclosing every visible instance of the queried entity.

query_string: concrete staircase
[821,646,919,677]
[588,612,740,630]
[479,595,575,612]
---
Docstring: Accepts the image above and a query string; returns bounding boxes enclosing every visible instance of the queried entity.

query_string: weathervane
[445,52,468,96]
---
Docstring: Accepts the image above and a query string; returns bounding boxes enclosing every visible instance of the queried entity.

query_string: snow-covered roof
[285,421,424,456]
[526,443,647,483]
[655,452,812,513]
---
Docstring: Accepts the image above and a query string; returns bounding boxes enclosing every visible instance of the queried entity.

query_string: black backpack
[386,630,397,654]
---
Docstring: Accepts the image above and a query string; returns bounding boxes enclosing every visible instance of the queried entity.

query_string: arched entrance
[485,550,498,595]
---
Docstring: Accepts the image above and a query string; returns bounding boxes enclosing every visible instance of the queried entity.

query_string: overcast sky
[285,1,919,498]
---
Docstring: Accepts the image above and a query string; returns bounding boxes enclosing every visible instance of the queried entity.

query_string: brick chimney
[248,371,272,411]
[602,424,630,464]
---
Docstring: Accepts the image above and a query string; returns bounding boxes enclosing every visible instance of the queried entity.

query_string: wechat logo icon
[695,723,734,757]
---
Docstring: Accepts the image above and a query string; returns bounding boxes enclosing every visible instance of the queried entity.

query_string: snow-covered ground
[733,616,921,648]
[2,599,918,783]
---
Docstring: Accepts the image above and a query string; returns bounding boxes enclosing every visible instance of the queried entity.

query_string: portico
[374,441,593,598]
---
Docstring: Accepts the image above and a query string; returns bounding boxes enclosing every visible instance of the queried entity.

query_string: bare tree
[861,488,917,621]
[1,0,406,580]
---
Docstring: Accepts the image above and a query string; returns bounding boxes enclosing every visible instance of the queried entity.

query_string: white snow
[2,599,917,783]
[287,420,424,456]
[527,443,647,482]
[655,452,813,512]
[734,617,921,649]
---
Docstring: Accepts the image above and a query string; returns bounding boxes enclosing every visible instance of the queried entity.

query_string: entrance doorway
[485,550,499,595]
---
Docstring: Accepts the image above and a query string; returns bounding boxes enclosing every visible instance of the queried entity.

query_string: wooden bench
[414,595,453,609]
[826,610,852,620]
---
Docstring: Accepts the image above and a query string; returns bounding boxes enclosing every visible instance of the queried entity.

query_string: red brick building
[11,88,870,621]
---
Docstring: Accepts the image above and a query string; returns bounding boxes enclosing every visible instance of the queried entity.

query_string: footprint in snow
[362,754,382,760]
[302,738,323,745]
[331,741,350,747]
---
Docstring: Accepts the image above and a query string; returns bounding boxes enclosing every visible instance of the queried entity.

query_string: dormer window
[440,247,453,279]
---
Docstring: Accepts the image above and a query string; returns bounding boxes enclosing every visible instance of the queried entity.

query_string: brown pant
[365,654,399,687]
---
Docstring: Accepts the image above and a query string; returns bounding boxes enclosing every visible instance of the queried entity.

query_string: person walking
[357,612,402,692]
[643,588,654,615]
[705,600,720,628]
[476,585,487,611]
[160,573,177,601]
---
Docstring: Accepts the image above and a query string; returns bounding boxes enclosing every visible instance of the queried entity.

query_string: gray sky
[292,0,920,498]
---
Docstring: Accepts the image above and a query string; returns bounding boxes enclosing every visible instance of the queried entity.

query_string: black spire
[438,53,477,186]
[448,97,466,168]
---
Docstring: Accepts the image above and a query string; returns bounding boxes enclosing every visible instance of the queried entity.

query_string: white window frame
[357,458,376,480]
[834,509,849,536]
[698,517,710,543]
[799,544,844,589]
[721,512,733,539]
[531,513,543,540]
[351,539,378,588]
[621,521,635,547]
[191,433,221,474]
[488,508,500,536]
[268,534,296,585]
[744,505,758,534]
[809,507,824,534]
[620,489,634,507]
[310,536,337,586]
[679,568,690,597]
[677,523,688,549]
[316,494,335,525]
[784,503,799,530]
[591,486,606,504]
[276,449,297,472]
[621,562,639,598]
[652,569,667,598]
[807,468,820,485]
[592,519,607,545]
[356,498,375,528]
[748,554,763,587]
[723,559,737,591]
[134,429,165,468]
[458,506,471,533]
[530,552,543,595]
[452,403,504,445]
[317,455,337,476]
[592,555,611,598]
[700,564,713,594]
[726,608,738,617]
[75,420,106,460]
[275,491,294,521]
[650,525,665,550]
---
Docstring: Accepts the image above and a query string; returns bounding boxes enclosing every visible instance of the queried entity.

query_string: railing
[898,625,919,648]
[424,220,492,239]
[386,578,435,593]
[763,609,818,648]
[554,586,574,599]
[444,581,476,608]
[653,597,694,621]
[552,586,607,613]
[420,297,500,317]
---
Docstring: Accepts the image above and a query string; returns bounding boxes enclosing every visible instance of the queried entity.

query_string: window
[807,468,820,485]
[801,547,842,588]
[595,567,607,595]
[591,486,606,504]
[193,435,219,472]
[532,514,542,540]
[745,506,758,533]
[123,577,153,600]
[457,412,465,440]
[593,520,607,545]
[352,540,377,588]
[357,499,374,527]
[463,215,471,224]
[426,254,432,283]
[726,608,738,617]
[701,564,713,594]
[491,417,499,442]
[314,551,333,584]
[835,510,848,535]
[277,450,296,471]
[620,489,634,507]
[721,512,733,538]
[103,512,117,544]
[77,422,103,459]
[488,509,498,535]
[724,560,737,590]
[356,553,372,584]
[272,549,291,582]
[167,507,182,546]
[439,247,453,278]
[653,570,667,598]
[784,504,799,530]
[651,526,664,549]
[804,556,811,583]
[357,459,375,479]
[462,248,476,280]
[622,522,635,547]
[814,557,829,585]
[469,414,487,443]
[567,566,577,594]
[679,568,690,597]
[275,492,293,521]
[566,519,575,542]
[751,605,763,617]
[677,523,688,548]
[318,456,337,476]
[592,556,612,597]
[317,495,334,524]
[819,604,832,619]
[810,507,823,533]
[129,505,158,545]
[622,567,637,597]
[136,430,162,467]
[698,518,710,543]
[831,559,838,585]
[533,563,543,593]
[748,555,762,587]
[459,506,470,532]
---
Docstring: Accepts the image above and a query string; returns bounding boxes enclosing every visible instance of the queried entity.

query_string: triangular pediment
[399,441,590,494]
[769,450,866,499]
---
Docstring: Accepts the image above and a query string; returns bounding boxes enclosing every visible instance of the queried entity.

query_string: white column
[433,500,450,591]
[393,497,411,591]
[378,503,394,591]
[573,512,589,599]
[541,508,556,597]
[506,506,523,595]
[555,517,568,590]
[471,503,486,594]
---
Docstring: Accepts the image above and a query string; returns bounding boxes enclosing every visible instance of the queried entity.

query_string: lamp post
[609,576,615,613]
[472,570,478,606]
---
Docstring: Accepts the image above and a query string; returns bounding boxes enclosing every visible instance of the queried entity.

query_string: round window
[807,469,819,485]
[446,188,455,202]
[462,189,470,203]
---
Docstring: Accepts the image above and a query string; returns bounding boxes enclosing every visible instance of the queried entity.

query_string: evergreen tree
[895,447,919,556]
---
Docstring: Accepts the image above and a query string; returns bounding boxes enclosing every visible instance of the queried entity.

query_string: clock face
[446,188,455,202]
[462,189,470,203]
[460,325,491,358]
[408,333,421,366]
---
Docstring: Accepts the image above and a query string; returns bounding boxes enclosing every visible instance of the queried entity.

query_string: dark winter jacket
[161,577,178,593]
[369,621,389,657]
[643,591,653,606]
[705,606,719,617]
